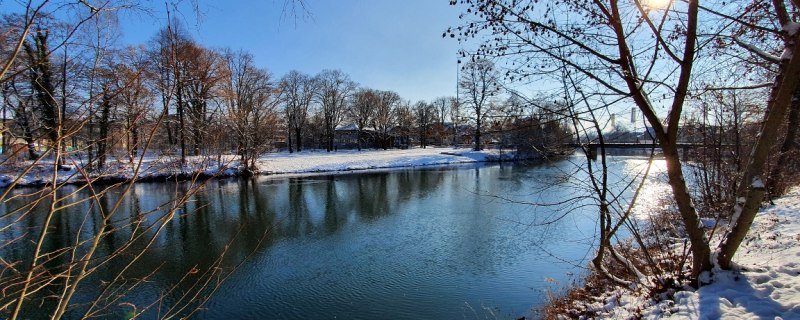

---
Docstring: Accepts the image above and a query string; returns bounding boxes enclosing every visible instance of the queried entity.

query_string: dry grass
[542,204,692,319]
[542,272,609,319]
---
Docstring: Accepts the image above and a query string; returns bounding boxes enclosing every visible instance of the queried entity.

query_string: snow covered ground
[0,147,518,188]
[255,147,515,174]
[586,187,800,319]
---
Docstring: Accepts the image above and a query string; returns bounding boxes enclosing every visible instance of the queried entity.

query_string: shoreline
[545,186,800,319]
[0,148,559,190]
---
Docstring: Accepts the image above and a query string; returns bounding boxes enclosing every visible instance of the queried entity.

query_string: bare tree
[111,45,154,163]
[372,90,400,150]
[452,0,800,284]
[0,1,109,85]
[280,70,315,152]
[184,44,223,157]
[94,80,114,169]
[349,88,377,150]
[459,58,500,151]
[221,50,278,174]
[1,75,38,160]
[151,19,193,165]
[432,96,452,146]
[715,0,800,270]
[394,99,415,148]
[414,100,435,148]
[315,69,355,152]
[23,29,60,154]
[149,27,178,151]
[452,0,710,281]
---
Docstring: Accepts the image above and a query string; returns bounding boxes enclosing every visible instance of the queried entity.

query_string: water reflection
[0,158,667,319]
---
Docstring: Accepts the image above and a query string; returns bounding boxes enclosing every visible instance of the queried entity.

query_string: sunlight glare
[644,0,671,10]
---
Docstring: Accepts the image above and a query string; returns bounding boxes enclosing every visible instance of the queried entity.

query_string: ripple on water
[0,159,671,319]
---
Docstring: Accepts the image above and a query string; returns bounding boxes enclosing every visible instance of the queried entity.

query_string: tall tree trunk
[287,127,294,153]
[607,0,711,282]
[474,117,482,151]
[87,104,94,168]
[176,85,186,164]
[327,124,335,152]
[295,127,303,152]
[60,45,68,163]
[357,129,362,151]
[2,103,7,154]
[193,120,201,156]
[162,94,174,146]
[768,89,800,194]
[24,32,60,147]
[97,92,111,170]
[126,118,133,162]
[663,140,711,279]
[16,109,37,160]
[131,124,139,161]
[717,30,800,269]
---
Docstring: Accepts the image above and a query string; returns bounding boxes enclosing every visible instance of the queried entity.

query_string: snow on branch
[733,37,781,64]
[783,22,800,36]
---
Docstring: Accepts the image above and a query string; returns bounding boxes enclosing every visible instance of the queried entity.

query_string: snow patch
[579,187,800,319]
[700,218,717,229]
[783,22,800,36]
[781,48,793,60]
[255,148,518,175]
[751,177,764,189]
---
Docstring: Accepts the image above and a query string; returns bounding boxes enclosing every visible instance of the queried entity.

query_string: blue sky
[118,0,464,102]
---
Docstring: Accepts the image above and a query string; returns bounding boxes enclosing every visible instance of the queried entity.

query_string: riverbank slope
[554,187,800,319]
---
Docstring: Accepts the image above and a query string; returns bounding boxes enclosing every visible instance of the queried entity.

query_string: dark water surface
[1,157,666,319]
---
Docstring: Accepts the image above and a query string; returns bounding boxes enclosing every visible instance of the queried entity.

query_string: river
[0,155,670,319]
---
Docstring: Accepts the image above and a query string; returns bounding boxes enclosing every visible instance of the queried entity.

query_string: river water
[0,155,669,319]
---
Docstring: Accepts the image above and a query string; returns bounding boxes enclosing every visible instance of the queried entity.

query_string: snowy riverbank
[0,147,523,189]
[568,187,800,319]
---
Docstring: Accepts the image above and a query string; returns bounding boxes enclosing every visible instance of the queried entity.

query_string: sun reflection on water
[622,157,673,220]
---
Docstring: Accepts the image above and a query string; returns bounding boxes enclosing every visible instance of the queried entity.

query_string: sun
[644,0,672,10]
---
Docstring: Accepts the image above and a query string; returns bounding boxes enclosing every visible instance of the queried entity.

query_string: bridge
[567,142,733,160]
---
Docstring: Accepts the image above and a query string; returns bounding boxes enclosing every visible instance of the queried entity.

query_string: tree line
[1,14,572,176]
